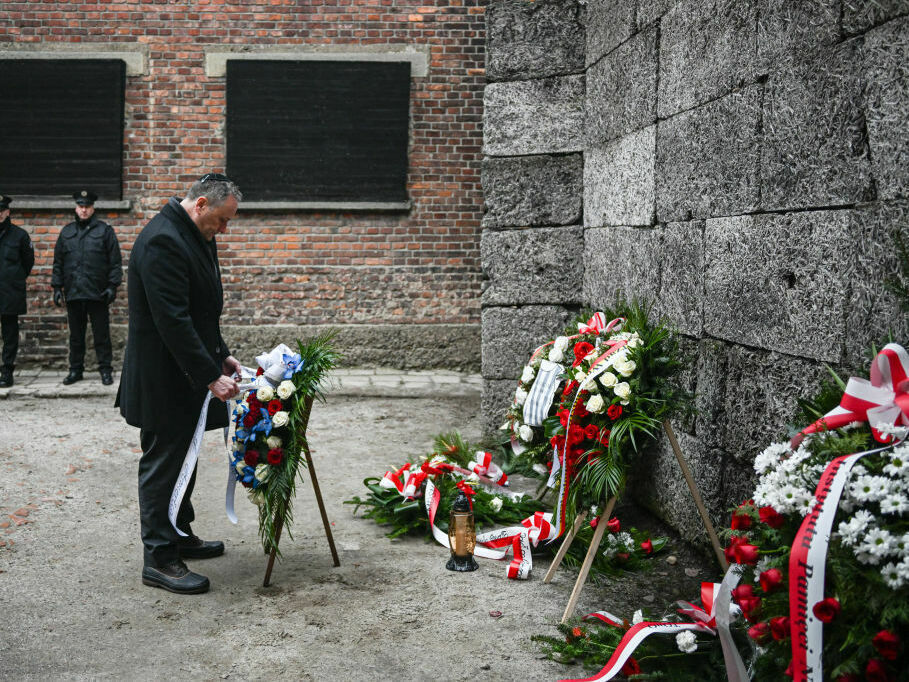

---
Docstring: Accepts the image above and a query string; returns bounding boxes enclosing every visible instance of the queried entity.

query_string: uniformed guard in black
[51,190,122,385]
[0,195,34,388]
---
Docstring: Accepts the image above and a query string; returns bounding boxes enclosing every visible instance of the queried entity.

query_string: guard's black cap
[73,189,98,206]
[0,195,11,210]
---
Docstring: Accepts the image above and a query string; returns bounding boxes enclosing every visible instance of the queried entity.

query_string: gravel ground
[0,394,713,681]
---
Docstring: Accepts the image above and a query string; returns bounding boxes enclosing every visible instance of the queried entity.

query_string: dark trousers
[138,427,197,567]
[66,299,112,373]
[1,314,18,370]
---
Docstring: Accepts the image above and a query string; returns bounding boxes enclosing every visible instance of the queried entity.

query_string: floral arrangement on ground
[230,333,339,555]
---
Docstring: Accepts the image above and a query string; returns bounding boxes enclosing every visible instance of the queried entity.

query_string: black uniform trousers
[138,427,198,567]
[1,314,19,370]
[66,299,112,373]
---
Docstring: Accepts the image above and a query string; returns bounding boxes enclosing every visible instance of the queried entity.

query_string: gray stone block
[655,86,761,222]
[481,227,585,306]
[481,305,574,378]
[636,0,682,29]
[844,200,909,367]
[484,76,586,156]
[862,16,909,201]
[482,378,519,436]
[486,0,585,81]
[762,42,874,210]
[585,0,636,66]
[703,211,854,362]
[655,221,705,337]
[658,0,759,117]
[481,154,583,229]
[585,126,656,227]
[586,25,658,144]
[583,226,662,306]
[756,0,840,69]
[842,0,909,35]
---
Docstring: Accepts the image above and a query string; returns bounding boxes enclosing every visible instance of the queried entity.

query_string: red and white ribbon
[577,314,625,336]
[470,450,508,486]
[792,343,909,447]
[475,510,558,579]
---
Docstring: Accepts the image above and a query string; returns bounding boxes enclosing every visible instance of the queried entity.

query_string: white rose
[514,387,528,406]
[272,411,289,427]
[600,371,617,387]
[617,360,636,377]
[582,378,600,393]
[266,435,283,449]
[247,488,266,507]
[585,394,605,413]
[521,365,535,383]
[614,382,631,400]
[518,424,534,442]
[548,347,564,363]
[255,463,271,484]
[256,385,275,402]
[489,496,503,512]
[627,335,642,349]
[574,369,587,383]
[276,380,295,400]
[553,336,570,353]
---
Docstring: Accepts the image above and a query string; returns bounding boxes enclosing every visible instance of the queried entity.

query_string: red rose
[725,534,748,564]
[620,657,641,676]
[243,451,259,467]
[640,538,653,554]
[607,404,622,420]
[607,517,621,533]
[247,394,261,408]
[732,583,753,600]
[557,409,570,427]
[589,516,598,529]
[267,448,283,465]
[566,425,585,446]
[243,411,257,428]
[562,380,579,397]
[738,596,762,621]
[812,597,841,623]
[584,423,600,440]
[872,630,900,661]
[759,568,783,593]
[865,659,892,682]
[573,401,590,419]
[731,510,752,530]
[758,505,785,529]
[770,616,790,641]
[267,399,283,416]
[733,543,760,565]
[747,622,771,643]
[572,342,594,367]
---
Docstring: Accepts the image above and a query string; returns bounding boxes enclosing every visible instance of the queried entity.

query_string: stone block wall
[482,0,909,544]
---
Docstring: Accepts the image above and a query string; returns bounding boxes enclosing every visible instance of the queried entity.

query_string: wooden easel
[263,395,341,587]
[545,420,728,623]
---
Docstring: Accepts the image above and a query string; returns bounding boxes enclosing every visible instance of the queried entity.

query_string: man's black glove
[104,288,116,305]
[53,289,64,307]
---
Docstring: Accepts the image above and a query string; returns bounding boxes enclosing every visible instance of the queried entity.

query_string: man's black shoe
[0,370,12,388]
[62,370,83,385]
[141,560,210,594]
[177,535,225,560]
[100,369,113,385]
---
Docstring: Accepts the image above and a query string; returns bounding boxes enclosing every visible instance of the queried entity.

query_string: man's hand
[222,355,242,379]
[53,289,64,307]
[104,288,116,305]
[208,375,239,402]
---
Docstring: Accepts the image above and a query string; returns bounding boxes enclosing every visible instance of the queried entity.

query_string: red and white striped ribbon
[470,450,508,486]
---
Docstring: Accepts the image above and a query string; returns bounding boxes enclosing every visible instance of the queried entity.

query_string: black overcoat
[51,216,122,301]
[0,219,34,315]
[116,198,231,434]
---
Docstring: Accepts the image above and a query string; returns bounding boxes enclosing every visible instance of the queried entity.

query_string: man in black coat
[117,173,242,594]
[51,190,122,385]
[0,195,34,388]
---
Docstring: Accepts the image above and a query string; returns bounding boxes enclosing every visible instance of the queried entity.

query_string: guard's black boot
[0,368,12,388]
[141,559,210,594]
[62,370,83,385]
[100,369,113,385]
[177,535,225,560]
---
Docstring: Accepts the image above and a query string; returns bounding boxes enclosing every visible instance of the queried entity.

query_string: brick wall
[1,0,486,371]
[481,0,908,543]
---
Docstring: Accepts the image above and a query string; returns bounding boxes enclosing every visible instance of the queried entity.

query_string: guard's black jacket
[116,198,231,434]
[0,218,34,315]
[51,215,122,301]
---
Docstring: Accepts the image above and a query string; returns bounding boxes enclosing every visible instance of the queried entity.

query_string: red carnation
[620,657,641,676]
[747,622,770,643]
[865,659,892,682]
[584,423,600,440]
[247,394,261,408]
[872,630,900,661]
[733,543,760,565]
[812,597,841,623]
[759,568,783,593]
[243,411,257,428]
[640,538,653,554]
[267,399,283,416]
[607,517,621,533]
[243,451,258,467]
[267,448,283,465]
[572,342,594,367]
[759,505,785,529]
[731,510,752,530]
[770,616,790,641]
[607,404,622,420]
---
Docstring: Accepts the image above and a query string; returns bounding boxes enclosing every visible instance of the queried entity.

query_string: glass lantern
[446,489,479,572]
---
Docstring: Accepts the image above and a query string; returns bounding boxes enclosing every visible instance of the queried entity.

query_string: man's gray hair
[186,174,243,206]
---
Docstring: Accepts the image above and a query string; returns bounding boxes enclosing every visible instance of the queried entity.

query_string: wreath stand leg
[542,509,588,584]
[559,496,616,624]
[661,420,728,572]
[263,396,341,587]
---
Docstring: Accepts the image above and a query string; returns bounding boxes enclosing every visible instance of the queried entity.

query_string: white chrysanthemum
[632,610,644,625]
[548,347,564,363]
[514,386,528,406]
[775,484,812,514]
[894,532,909,557]
[884,447,909,477]
[850,475,891,502]
[899,557,909,579]
[881,562,905,589]
[858,527,894,561]
[878,423,909,441]
[676,630,698,654]
[552,336,570,353]
[518,424,534,442]
[618,532,634,550]
[881,493,909,515]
